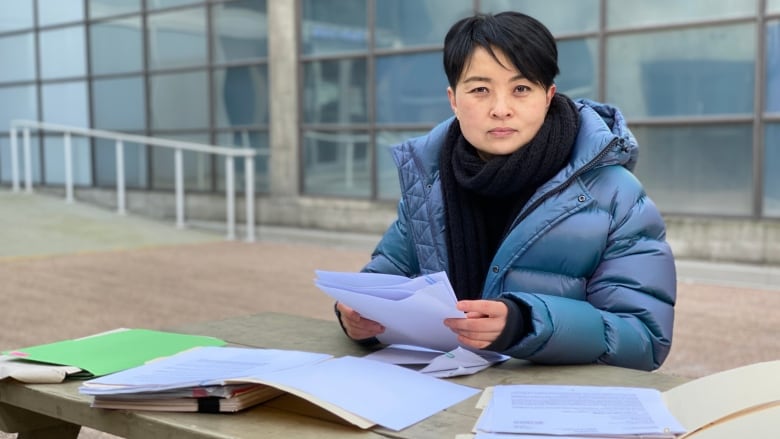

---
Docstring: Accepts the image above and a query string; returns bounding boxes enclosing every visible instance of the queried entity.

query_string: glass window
[43,135,92,185]
[40,26,87,79]
[376,130,426,200]
[607,24,755,118]
[150,132,212,191]
[481,0,599,34]
[150,71,208,130]
[301,0,367,55]
[557,38,598,100]
[0,86,37,130]
[94,138,148,188]
[38,0,84,26]
[92,76,145,131]
[764,124,780,217]
[607,0,756,29]
[0,33,36,83]
[0,0,34,32]
[148,0,201,9]
[41,81,89,126]
[632,124,753,216]
[375,53,450,124]
[215,130,269,192]
[213,0,268,62]
[374,0,470,49]
[89,0,142,19]
[767,20,780,112]
[214,65,269,128]
[770,0,780,13]
[303,130,370,197]
[303,59,367,124]
[90,17,143,75]
[147,8,207,70]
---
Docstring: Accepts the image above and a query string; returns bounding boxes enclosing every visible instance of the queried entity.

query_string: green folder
[3,329,227,378]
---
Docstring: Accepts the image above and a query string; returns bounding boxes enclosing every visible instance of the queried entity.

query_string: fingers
[444,300,508,349]
[336,302,385,340]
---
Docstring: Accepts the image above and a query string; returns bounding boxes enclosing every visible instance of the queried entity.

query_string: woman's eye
[515,85,531,93]
[469,86,489,94]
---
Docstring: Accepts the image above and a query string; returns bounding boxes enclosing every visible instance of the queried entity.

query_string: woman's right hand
[336,302,385,340]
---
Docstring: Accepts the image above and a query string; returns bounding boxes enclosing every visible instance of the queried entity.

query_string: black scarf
[440,93,580,300]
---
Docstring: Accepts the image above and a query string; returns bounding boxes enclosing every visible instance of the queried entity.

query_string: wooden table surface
[0,312,688,439]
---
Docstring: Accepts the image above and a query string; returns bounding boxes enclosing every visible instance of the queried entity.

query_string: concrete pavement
[1,188,778,439]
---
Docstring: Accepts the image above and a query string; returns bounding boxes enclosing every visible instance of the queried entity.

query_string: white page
[80,347,332,394]
[255,355,480,431]
[476,384,686,437]
[364,345,509,378]
[317,272,465,352]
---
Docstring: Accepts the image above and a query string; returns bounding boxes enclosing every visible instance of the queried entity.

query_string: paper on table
[0,355,81,383]
[243,355,481,431]
[475,384,686,438]
[363,345,509,378]
[4,328,227,377]
[315,270,465,352]
[80,347,332,394]
[80,346,481,431]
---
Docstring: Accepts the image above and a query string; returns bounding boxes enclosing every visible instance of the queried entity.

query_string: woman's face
[447,46,555,160]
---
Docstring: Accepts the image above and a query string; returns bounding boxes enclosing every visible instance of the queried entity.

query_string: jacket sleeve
[501,182,676,371]
[361,198,420,277]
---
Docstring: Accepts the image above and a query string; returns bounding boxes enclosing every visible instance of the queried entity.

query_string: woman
[335,11,675,371]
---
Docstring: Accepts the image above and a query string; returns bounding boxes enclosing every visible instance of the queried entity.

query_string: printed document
[474,384,686,438]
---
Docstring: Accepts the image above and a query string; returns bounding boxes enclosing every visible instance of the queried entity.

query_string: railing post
[225,156,235,240]
[64,132,74,203]
[245,155,255,242]
[23,128,32,193]
[10,125,18,192]
[115,139,126,215]
[175,148,185,229]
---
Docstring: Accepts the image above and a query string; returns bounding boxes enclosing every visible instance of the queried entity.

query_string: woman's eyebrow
[461,73,527,84]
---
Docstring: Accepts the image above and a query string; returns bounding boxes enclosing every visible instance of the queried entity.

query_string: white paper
[315,270,465,351]
[258,355,480,431]
[0,354,81,383]
[363,345,509,378]
[79,346,480,431]
[80,347,332,394]
[475,384,686,438]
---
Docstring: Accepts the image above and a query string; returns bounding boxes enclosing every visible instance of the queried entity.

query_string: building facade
[1,0,779,263]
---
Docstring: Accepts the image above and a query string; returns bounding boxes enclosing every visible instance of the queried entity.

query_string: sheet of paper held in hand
[315,270,465,352]
[474,384,686,438]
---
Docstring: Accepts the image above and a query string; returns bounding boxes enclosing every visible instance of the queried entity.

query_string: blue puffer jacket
[362,99,676,371]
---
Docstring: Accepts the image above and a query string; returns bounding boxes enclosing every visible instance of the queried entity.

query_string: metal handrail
[9,119,257,242]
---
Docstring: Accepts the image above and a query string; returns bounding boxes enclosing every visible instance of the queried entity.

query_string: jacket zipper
[506,136,622,233]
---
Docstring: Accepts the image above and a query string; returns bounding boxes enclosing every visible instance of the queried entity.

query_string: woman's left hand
[443,300,508,349]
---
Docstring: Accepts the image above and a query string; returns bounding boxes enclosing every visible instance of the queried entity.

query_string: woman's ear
[447,86,457,117]
[546,84,557,108]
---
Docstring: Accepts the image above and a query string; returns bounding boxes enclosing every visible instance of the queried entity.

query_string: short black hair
[443,11,559,90]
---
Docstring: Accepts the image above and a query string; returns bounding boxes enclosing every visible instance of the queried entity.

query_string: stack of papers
[90,383,282,413]
[80,346,481,431]
[473,384,687,438]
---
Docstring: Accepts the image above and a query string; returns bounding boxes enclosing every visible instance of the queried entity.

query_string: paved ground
[1,189,779,438]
